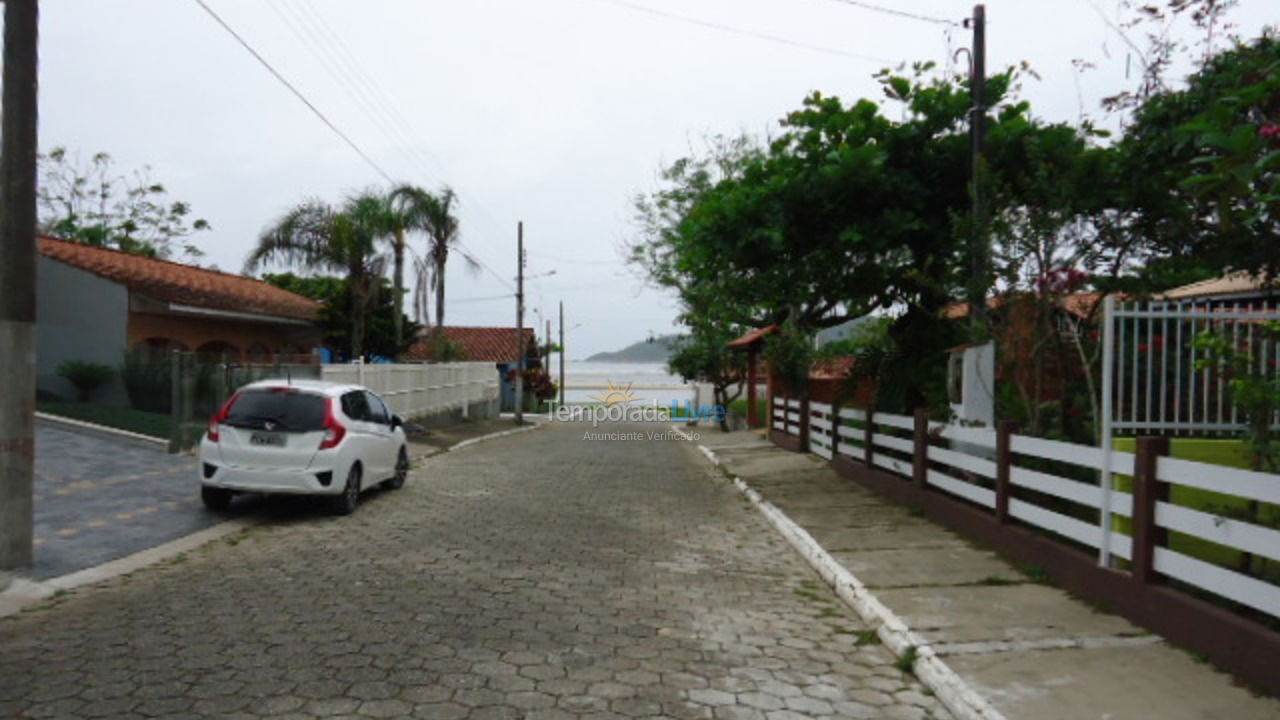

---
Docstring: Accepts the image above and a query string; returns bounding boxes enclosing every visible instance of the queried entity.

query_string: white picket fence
[777,397,1280,620]
[321,362,499,420]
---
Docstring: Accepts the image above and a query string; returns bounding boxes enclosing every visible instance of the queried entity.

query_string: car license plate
[250,432,286,447]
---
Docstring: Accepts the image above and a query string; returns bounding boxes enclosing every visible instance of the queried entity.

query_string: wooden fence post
[995,420,1017,523]
[799,396,811,453]
[864,409,875,467]
[912,408,929,489]
[1131,436,1170,584]
[830,401,841,458]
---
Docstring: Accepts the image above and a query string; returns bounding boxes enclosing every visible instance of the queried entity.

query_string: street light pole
[514,222,524,425]
[558,301,565,411]
[967,3,989,330]
[0,0,40,571]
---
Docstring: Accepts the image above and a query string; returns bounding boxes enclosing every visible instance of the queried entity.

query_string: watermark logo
[590,380,638,406]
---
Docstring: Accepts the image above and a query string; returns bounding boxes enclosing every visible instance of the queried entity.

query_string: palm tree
[245,195,388,360]
[386,184,438,346]
[419,186,472,329]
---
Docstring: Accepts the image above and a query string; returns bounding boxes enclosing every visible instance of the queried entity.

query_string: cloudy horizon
[28,0,1276,357]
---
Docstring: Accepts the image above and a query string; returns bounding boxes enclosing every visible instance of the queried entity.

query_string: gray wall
[36,256,130,405]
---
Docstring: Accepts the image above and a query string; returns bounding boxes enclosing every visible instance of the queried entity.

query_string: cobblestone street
[0,422,951,719]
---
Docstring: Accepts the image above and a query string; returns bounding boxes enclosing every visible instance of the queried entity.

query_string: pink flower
[1260,124,1280,139]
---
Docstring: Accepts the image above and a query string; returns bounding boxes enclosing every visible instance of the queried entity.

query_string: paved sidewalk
[0,421,951,719]
[697,429,1280,720]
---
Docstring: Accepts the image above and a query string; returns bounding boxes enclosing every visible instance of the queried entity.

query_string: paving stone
[0,422,946,719]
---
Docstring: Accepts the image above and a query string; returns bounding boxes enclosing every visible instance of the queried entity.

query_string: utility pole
[0,0,40,572]
[558,301,565,411]
[967,3,988,330]
[514,222,524,425]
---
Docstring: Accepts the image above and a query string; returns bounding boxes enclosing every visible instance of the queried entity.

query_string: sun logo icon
[590,380,638,406]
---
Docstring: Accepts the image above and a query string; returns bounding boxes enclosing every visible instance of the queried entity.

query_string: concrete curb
[2,421,545,620]
[36,411,168,447]
[448,421,544,452]
[0,518,257,620]
[678,427,1006,720]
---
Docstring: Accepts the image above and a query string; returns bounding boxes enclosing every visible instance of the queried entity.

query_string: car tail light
[207,393,240,443]
[319,397,345,450]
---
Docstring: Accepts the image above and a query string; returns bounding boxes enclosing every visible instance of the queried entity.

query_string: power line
[270,0,523,293]
[265,0,415,181]
[585,0,896,64]
[194,0,518,293]
[452,293,516,304]
[822,0,962,28]
[191,0,394,184]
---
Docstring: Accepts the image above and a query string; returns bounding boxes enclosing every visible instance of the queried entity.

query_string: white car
[198,380,410,515]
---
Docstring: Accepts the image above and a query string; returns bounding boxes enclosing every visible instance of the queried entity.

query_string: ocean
[560,361,696,406]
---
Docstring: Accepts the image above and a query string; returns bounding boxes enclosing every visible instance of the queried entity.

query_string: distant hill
[585,334,681,363]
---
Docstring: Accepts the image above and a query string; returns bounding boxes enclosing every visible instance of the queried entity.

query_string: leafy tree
[632,65,1073,411]
[262,273,418,360]
[1118,32,1279,283]
[246,194,388,359]
[666,323,746,433]
[37,147,210,259]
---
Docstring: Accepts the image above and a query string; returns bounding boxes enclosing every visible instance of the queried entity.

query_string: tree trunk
[434,254,447,329]
[350,270,367,361]
[392,227,405,350]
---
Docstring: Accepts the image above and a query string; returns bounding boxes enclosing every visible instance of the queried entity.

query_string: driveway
[2,420,951,718]
[32,421,215,579]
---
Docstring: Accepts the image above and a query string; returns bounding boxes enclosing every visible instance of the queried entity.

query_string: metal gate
[1098,295,1280,563]
[167,351,321,453]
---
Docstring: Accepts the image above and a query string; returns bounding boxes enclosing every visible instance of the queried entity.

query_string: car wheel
[201,485,233,512]
[385,448,409,490]
[332,464,361,516]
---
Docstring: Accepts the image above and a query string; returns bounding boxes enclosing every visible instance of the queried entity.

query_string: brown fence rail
[768,394,1280,695]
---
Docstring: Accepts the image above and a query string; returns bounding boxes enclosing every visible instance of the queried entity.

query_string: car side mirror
[391,414,404,429]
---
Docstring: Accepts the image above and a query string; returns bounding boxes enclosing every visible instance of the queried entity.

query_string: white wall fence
[772,395,1280,622]
[1103,297,1280,435]
[322,362,499,420]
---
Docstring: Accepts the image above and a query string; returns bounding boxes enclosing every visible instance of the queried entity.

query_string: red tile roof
[945,293,1104,320]
[39,236,321,322]
[404,326,538,363]
[727,325,779,349]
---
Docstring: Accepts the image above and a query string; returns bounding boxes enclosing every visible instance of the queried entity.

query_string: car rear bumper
[201,462,343,495]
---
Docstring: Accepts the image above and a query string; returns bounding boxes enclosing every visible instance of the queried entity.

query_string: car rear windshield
[224,389,326,432]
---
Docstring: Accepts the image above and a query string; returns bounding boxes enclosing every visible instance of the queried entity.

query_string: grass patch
[1113,437,1280,580]
[906,505,926,518]
[38,400,169,439]
[895,646,919,674]
[856,629,882,646]
[793,587,825,603]
[728,397,769,427]
[975,575,1021,586]
[1019,565,1053,585]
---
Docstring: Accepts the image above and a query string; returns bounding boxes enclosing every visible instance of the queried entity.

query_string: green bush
[56,360,114,402]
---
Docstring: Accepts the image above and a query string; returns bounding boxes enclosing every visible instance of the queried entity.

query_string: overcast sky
[31,0,1276,357]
